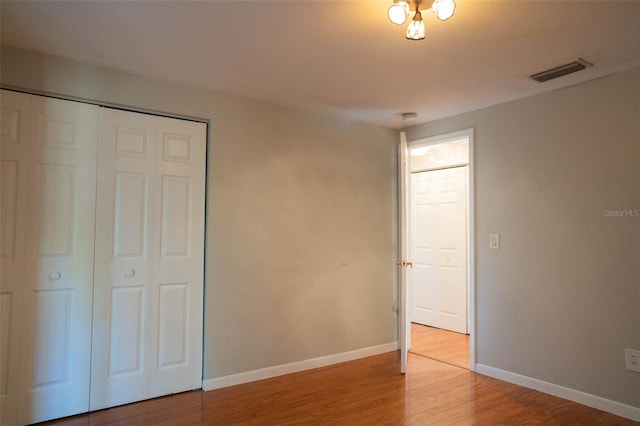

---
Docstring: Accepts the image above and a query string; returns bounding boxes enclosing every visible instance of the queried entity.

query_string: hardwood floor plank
[41,352,636,425]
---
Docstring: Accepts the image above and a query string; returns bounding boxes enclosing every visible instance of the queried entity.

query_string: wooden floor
[409,322,470,369]
[42,352,635,425]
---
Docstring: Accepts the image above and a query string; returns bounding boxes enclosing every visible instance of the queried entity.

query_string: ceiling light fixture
[406,5,425,40]
[388,0,456,40]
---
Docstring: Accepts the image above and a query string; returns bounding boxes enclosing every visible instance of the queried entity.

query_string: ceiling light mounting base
[402,112,418,121]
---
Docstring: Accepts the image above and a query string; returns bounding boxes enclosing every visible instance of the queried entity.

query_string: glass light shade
[388,2,409,25]
[406,11,425,40]
[432,0,455,21]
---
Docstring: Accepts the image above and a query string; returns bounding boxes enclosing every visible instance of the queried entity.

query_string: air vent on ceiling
[530,58,593,83]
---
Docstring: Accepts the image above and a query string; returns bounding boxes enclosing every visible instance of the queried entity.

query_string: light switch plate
[489,233,500,249]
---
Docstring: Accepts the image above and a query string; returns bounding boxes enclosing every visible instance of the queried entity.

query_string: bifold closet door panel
[18,95,99,425]
[149,115,205,398]
[91,109,157,410]
[1,90,31,426]
[1,91,205,423]
[91,108,205,410]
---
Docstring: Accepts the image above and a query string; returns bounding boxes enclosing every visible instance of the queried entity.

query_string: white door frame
[400,128,476,371]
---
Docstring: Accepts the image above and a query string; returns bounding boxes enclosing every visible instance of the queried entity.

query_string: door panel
[411,172,437,325]
[0,292,12,393]
[0,90,30,426]
[1,160,18,260]
[109,286,144,376]
[158,282,188,368]
[399,132,409,374]
[114,172,149,257]
[38,165,76,255]
[410,166,467,333]
[32,289,72,386]
[18,95,98,425]
[91,108,205,409]
[91,110,156,410]
[161,176,192,257]
[150,115,205,396]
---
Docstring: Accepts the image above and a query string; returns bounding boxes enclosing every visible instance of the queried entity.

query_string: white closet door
[91,108,205,410]
[149,115,205,397]
[18,96,99,424]
[91,109,156,409]
[410,166,467,333]
[0,90,31,426]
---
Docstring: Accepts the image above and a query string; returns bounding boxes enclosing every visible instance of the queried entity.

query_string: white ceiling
[1,0,639,129]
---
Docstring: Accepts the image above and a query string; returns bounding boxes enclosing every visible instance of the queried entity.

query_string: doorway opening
[405,129,474,370]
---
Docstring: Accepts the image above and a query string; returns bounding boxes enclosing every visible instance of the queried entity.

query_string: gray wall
[405,68,640,408]
[0,46,399,379]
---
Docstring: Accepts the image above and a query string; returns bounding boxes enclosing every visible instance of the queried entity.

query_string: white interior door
[410,166,467,333]
[91,109,156,409]
[149,115,205,398]
[18,95,99,424]
[399,132,410,374]
[91,108,205,410]
[1,90,31,426]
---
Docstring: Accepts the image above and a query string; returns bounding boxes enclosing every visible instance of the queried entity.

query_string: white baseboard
[475,364,640,422]
[202,342,398,391]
